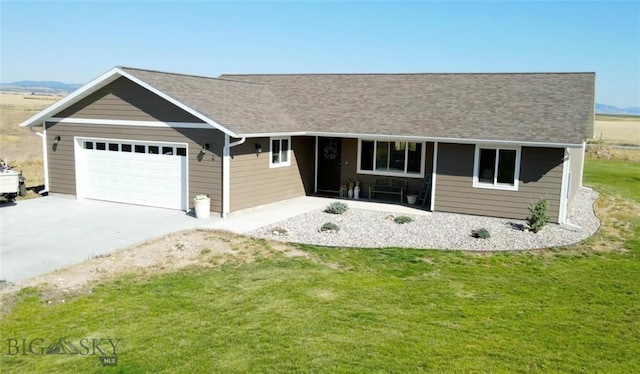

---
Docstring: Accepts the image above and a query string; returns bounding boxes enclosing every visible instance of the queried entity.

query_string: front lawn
[1,158,639,373]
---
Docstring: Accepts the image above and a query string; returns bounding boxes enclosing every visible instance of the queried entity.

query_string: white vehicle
[0,160,26,202]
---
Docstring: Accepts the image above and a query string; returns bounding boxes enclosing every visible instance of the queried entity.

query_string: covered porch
[312,136,435,209]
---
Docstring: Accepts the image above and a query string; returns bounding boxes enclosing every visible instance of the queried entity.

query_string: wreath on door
[323,142,338,160]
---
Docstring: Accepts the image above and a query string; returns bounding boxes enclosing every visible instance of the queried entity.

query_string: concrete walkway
[0,195,424,282]
[211,196,428,233]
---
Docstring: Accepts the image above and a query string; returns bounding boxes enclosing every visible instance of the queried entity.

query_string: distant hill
[596,103,640,115]
[0,80,82,94]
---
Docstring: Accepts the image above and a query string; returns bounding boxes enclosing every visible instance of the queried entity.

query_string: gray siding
[567,146,584,208]
[46,123,224,213]
[340,138,434,200]
[229,136,311,212]
[435,143,563,222]
[55,77,203,123]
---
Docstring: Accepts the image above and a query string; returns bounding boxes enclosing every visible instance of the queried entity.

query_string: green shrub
[325,202,349,214]
[471,228,491,239]
[527,198,550,233]
[320,222,340,232]
[394,215,414,224]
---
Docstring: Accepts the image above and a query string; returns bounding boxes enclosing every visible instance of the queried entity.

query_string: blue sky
[1,1,639,107]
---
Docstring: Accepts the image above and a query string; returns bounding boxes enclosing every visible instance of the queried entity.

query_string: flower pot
[407,194,417,205]
[194,196,211,219]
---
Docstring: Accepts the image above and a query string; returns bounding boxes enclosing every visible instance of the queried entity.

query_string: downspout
[558,149,570,225]
[579,141,586,188]
[222,135,246,218]
[29,122,49,194]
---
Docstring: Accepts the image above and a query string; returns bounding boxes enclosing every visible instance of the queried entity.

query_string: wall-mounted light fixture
[53,136,61,145]
[200,143,210,156]
[255,143,262,154]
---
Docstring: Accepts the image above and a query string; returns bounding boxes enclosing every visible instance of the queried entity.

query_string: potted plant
[194,194,210,219]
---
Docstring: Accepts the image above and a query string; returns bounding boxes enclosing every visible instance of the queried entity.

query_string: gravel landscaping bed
[248,187,600,251]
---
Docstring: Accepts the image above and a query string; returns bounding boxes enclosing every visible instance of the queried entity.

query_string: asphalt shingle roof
[221,73,595,144]
[122,67,595,144]
[120,67,298,133]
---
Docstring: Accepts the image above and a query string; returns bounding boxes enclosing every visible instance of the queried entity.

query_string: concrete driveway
[0,195,221,283]
[0,194,425,284]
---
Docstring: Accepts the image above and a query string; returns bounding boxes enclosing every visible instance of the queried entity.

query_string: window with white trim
[473,146,520,190]
[358,140,424,177]
[81,140,186,157]
[270,137,291,168]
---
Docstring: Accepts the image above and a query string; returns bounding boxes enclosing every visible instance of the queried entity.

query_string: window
[474,146,520,190]
[270,137,291,168]
[79,139,187,157]
[358,140,424,177]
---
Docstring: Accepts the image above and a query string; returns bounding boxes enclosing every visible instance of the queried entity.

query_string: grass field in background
[1,157,639,372]
[593,114,640,146]
[0,93,58,187]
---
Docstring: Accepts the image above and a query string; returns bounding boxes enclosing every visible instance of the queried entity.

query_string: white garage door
[77,138,188,210]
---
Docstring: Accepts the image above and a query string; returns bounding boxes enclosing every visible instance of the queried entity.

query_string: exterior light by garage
[52,135,62,151]
[255,143,262,154]
[200,143,210,156]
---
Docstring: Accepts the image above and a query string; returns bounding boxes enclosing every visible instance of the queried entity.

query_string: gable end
[53,77,204,123]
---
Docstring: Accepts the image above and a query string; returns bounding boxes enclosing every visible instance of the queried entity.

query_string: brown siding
[567,146,584,209]
[435,143,563,222]
[55,77,203,122]
[46,122,223,213]
[229,136,308,212]
[340,138,434,200]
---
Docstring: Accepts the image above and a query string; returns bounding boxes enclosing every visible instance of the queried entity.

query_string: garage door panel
[78,138,187,210]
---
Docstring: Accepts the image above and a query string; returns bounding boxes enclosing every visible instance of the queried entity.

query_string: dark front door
[317,137,342,193]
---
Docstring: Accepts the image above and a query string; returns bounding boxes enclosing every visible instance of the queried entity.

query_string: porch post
[430,142,438,211]
[314,136,318,194]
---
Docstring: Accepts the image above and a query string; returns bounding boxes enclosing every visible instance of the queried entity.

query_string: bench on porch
[369,177,407,203]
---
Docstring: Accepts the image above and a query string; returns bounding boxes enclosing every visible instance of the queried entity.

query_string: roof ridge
[220,72,596,76]
[118,66,222,81]
[212,77,267,86]
[119,66,269,86]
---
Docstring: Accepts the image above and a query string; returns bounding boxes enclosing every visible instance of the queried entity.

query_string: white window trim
[473,145,521,191]
[356,139,426,178]
[269,136,291,168]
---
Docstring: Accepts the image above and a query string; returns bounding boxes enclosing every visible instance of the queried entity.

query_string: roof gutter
[237,131,584,149]
[222,136,246,218]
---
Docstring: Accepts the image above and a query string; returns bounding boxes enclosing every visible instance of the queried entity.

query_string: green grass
[1,158,640,373]
[584,158,640,202]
